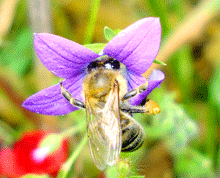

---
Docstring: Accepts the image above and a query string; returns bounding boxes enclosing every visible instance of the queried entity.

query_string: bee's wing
[85,81,122,170]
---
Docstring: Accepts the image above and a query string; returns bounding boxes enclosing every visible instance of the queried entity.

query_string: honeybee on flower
[23,17,164,170]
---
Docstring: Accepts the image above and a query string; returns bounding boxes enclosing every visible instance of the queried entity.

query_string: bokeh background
[0,0,220,177]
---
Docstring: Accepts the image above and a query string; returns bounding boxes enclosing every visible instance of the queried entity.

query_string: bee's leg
[60,81,86,109]
[120,102,145,113]
[120,100,160,115]
[122,80,149,101]
[121,80,160,115]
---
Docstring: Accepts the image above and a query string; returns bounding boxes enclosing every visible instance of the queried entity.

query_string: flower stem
[83,0,101,44]
[60,120,86,138]
[57,134,87,178]
[0,119,16,144]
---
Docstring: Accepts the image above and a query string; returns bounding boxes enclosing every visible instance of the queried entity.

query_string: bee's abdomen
[121,122,144,152]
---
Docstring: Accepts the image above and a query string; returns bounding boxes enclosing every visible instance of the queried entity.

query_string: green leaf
[0,29,33,75]
[117,160,130,178]
[169,45,193,101]
[209,59,220,108]
[175,147,214,178]
[114,29,122,34]
[145,93,198,155]
[105,159,145,178]
[153,59,167,65]
[104,26,116,41]
[105,165,118,178]
[84,43,106,54]
[159,94,198,155]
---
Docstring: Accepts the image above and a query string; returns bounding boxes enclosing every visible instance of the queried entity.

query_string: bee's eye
[87,57,120,73]
[87,61,98,72]
[111,60,120,70]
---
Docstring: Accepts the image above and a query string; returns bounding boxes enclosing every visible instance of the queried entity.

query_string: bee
[60,56,160,170]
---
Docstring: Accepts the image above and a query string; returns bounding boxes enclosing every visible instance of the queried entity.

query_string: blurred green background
[0,0,220,177]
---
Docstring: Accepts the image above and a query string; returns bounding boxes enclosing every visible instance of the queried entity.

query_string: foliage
[0,0,220,177]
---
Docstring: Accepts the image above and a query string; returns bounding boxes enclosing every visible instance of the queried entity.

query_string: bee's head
[87,56,120,73]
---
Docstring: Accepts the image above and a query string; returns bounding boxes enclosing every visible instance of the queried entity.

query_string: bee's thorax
[83,69,127,101]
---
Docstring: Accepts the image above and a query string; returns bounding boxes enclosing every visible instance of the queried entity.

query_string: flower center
[87,56,120,73]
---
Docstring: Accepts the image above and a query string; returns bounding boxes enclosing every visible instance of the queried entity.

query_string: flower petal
[13,131,68,175]
[0,148,24,177]
[126,70,147,91]
[128,70,165,105]
[34,33,99,78]
[103,17,161,74]
[22,74,85,115]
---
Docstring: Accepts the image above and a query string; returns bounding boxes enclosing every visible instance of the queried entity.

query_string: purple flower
[22,17,165,115]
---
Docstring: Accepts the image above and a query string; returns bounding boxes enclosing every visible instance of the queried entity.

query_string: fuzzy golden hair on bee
[83,69,127,100]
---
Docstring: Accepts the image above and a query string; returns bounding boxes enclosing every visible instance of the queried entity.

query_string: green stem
[58,134,87,178]
[206,103,218,169]
[60,121,86,138]
[83,0,101,44]
[0,119,16,144]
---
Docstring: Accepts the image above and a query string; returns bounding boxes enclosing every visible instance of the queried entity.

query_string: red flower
[0,131,68,178]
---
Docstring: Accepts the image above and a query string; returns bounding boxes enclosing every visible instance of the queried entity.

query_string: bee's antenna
[59,80,65,94]
[59,80,63,87]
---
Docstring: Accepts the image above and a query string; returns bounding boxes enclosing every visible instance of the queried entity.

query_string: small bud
[39,133,63,155]
[31,147,50,163]
[118,160,130,177]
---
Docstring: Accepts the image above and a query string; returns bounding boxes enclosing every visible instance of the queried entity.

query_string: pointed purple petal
[22,75,85,115]
[128,70,165,105]
[103,17,161,75]
[34,33,99,78]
